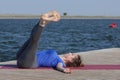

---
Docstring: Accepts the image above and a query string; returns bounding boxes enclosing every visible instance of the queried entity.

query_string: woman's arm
[56,62,71,74]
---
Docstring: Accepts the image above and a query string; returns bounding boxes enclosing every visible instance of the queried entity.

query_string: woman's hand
[56,63,71,74]
[63,68,71,74]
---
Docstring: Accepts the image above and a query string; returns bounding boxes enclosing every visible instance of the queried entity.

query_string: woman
[16,11,83,74]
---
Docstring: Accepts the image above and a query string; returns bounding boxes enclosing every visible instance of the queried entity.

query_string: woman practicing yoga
[16,11,83,74]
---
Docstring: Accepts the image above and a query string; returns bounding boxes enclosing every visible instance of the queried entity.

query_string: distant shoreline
[0,14,120,19]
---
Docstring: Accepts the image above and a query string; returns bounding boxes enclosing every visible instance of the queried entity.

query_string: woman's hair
[65,55,84,67]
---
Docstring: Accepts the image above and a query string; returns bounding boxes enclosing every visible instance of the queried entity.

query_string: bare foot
[40,11,61,27]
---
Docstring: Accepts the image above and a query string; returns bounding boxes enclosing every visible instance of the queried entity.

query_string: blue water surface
[0,19,120,62]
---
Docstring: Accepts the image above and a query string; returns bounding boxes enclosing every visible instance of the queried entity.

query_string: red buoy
[109,23,117,28]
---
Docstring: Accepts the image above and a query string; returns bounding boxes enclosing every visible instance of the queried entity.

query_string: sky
[0,0,119,16]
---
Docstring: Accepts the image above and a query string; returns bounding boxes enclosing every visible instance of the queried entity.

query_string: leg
[16,11,61,68]
[17,23,44,68]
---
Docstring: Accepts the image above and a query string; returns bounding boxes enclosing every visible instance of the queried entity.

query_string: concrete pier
[0,48,120,80]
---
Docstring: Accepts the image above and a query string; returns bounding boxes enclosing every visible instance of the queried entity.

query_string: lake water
[0,19,120,62]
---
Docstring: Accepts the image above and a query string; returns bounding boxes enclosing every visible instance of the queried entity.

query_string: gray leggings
[16,21,43,68]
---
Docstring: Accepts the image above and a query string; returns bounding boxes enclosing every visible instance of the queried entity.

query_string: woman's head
[62,53,83,67]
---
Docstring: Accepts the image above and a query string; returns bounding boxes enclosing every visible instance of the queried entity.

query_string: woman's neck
[60,56,66,63]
